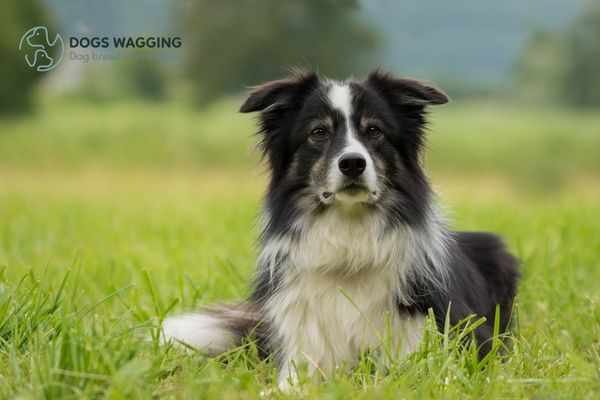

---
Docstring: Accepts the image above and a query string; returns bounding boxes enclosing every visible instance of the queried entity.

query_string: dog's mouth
[321,183,378,204]
[339,183,368,195]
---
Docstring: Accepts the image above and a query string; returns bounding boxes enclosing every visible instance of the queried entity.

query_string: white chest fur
[260,207,431,383]
[266,270,425,374]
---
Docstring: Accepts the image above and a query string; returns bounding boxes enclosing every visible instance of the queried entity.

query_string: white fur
[328,83,353,117]
[259,203,451,388]
[326,83,379,199]
[161,314,233,355]
[271,271,425,389]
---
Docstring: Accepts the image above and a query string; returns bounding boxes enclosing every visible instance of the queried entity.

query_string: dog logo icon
[19,26,64,72]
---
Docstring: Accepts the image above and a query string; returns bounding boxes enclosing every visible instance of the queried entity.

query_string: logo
[19,26,64,72]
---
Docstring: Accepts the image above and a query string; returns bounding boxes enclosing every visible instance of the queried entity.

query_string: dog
[162,69,519,390]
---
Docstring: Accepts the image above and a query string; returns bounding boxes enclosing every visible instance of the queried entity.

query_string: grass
[0,99,599,398]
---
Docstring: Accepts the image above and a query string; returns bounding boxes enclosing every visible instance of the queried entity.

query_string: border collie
[162,69,519,390]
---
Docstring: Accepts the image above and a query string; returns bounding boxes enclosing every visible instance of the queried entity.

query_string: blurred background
[1,0,599,185]
[1,0,599,190]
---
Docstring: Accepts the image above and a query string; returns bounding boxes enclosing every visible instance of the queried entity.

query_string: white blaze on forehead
[328,83,353,119]
[325,82,378,197]
[327,83,364,152]
[327,83,371,160]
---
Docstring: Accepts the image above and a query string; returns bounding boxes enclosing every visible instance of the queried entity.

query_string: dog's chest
[287,208,407,274]
[264,210,424,370]
[268,270,400,366]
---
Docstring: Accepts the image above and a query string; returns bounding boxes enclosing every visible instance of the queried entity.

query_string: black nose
[338,152,366,177]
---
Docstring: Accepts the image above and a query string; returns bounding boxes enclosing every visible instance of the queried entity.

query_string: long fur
[162,69,519,389]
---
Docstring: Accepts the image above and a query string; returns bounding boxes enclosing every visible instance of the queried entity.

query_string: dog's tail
[161,304,263,356]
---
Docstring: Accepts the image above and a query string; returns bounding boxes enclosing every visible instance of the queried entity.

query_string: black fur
[164,69,519,371]
[398,232,519,357]
[238,69,519,359]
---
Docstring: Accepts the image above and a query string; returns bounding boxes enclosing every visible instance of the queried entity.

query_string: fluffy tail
[161,304,263,356]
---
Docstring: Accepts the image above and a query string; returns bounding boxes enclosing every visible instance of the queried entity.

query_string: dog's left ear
[366,69,449,106]
[240,70,319,113]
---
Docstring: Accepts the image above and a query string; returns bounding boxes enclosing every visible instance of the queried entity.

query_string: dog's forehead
[320,79,388,121]
[298,78,385,122]
[326,82,353,118]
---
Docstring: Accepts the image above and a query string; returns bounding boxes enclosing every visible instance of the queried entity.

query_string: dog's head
[241,69,448,232]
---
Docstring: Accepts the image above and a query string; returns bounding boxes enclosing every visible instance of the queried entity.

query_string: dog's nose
[338,153,366,177]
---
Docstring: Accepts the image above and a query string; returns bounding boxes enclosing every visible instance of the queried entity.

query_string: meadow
[0,98,599,399]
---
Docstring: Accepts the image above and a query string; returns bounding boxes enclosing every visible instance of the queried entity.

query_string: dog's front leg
[276,344,328,392]
[277,359,300,392]
[277,349,309,392]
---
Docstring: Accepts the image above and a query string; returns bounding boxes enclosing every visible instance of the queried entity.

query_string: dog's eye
[366,126,382,137]
[310,128,328,140]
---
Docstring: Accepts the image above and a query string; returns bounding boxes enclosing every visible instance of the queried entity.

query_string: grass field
[0,99,599,398]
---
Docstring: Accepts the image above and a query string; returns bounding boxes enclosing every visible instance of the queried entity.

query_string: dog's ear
[240,70,319,113]
[366,69,449,106]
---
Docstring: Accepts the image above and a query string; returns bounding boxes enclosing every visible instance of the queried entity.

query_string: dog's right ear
[239,70,319,113]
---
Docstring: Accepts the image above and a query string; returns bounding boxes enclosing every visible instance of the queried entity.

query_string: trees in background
[5,0,598,110]
[515,1,600,108]
[182,0,379,104]
[0,0,55,114]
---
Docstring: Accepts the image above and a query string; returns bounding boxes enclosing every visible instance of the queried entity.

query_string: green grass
[0,99,599,398]
[1,98,600,185]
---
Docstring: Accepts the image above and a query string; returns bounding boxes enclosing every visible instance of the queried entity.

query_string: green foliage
[126,60,167,101]
[54,53,170,104]
[182,0,379,104]
[515,1,600,108]
[1,99,599,189]
[0,0,55,114]
[560,1,600,107]
[118,51,168,101]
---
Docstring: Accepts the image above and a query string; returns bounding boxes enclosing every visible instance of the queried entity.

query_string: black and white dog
[162,70,519,389]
